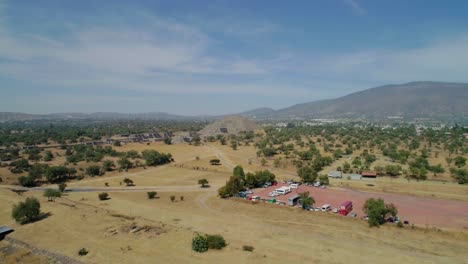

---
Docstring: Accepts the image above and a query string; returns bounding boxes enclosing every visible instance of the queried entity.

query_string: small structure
[361,171,377,178]
[219,127,228,133]
[328,171,342,178]
[0,226,14,240]
[346,173,362,180]
[288,194,300,206]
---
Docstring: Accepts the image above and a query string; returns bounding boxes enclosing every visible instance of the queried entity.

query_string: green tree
[18,175,36,187]
[192,234,208,253]
[318,174,329,185]
[98,192,109,200]
[299,191,315,210]
[86,165,101,177]
[343,162,351,173]
[147,191,157,199]
[118,156,133,170]
[198,178,209,188]
[43,188,62,202]
[11,197,41,224]
[297,166,317,183]
[164,137,172,145]
[454,156,467,168]
[45,166,70,183]
[58,182,67,193]
[102,160,115,172]
[363,198,398,227]
[123,178,134,186]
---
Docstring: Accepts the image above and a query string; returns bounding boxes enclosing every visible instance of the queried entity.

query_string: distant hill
[267,81,468,120]
[238,107,275,118]
[1,81,467,123]
[198,116,261,137]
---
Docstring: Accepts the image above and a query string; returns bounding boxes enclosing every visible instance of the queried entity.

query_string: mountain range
[1,81,467,122]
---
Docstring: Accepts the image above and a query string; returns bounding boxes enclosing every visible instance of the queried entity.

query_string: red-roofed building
[361,171,377,178]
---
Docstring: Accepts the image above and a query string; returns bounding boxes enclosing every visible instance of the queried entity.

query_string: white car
[314,207,321,212]
[290,183,299,189]
[332,208,338,213]
[267,192,277,197]
[314,182,321,187]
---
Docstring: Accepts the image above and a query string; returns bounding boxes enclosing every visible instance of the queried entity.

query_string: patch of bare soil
[105,222,165,238]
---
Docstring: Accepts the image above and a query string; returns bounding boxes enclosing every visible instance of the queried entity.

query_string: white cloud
[343,0,366,15]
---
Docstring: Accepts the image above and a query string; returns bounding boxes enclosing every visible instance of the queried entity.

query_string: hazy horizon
[1,0,468,115]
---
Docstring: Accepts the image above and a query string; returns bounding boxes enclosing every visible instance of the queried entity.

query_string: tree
[58,182,67,193]
[86,165,102,177]
[142,150,172,166]
[318,174,329,186]
[233,165,245,181]
[230,141,237,150]
[43,188,62,202]
[147,191,157,199]
[299,191,315,210]
[206,234,226,249]
[102,160,115,172]
[297,166,317,183]
[363,198,398,227]
[98,192,109,200]
[210,159,221,165]
[430,164,445,176]
[343,162,351,173]
[45,166,70,183]
[113,140,121,147]
[43,151,54,162]
[118,156,133,171]
[260,158,267,166]
[18,175,36,187]
[454,156,467,168]
[198,178,209,188]
[123,178,134,186]
[11,197,41,224]
[170,195,176,202]
[192,234,208,253]
[164,137,172,145]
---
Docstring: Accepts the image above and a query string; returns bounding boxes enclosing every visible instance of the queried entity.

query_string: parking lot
[250,183,468,229]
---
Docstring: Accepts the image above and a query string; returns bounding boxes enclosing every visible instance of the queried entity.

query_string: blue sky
[1,0,468,115]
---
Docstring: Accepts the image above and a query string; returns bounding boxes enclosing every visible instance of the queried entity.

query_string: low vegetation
[147,191,157,199]
[192,234,227,253]
[98,192,109,201]
[11,197,41,224]
[43,188,62,201]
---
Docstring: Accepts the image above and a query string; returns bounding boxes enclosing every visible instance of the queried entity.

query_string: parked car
[320,185,326,189]
[332,208,338,213]
[276,201,286,205]
[251,196,260,201]
[290,183,299,189]
[245,190,253,194]
[314,207,321,212]
[314,182,321,187]
[263,182,272,188]
[348,212,357,218]
[362,215,369,221]
[267,191,278,197]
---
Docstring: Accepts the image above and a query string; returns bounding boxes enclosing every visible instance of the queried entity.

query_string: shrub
[170,195,176,202]
[192,234,208,253]
[18,175,36,187]
[58,182,67,193]
[243,245,254,252]
[147,191,157,199]
[123,178,134,186]
[206,234,226,250]
[397,221,404,228]
[43,188,62,202]
[180,196,184,201]
[98,192,109,201]
[11,197,41,224]
[78,248,88,256]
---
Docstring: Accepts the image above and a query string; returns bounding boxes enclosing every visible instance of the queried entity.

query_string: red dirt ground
[251,183,468,229]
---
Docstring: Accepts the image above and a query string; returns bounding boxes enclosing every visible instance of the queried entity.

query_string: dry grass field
[1,140,467,263]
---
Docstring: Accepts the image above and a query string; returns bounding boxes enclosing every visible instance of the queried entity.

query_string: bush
[397,221,404,228]
[43,188,62,201]
[147,191,157,199]
[242,245,254,252]
[78,248,88,256]
[11,197,41,224]
[18,175,36,187]
[192,234,208,253]
[180,196,184,201]
[170,195,176,202]
[98,192,109,200]
[58,182,67,193]
[206,234,226,250]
